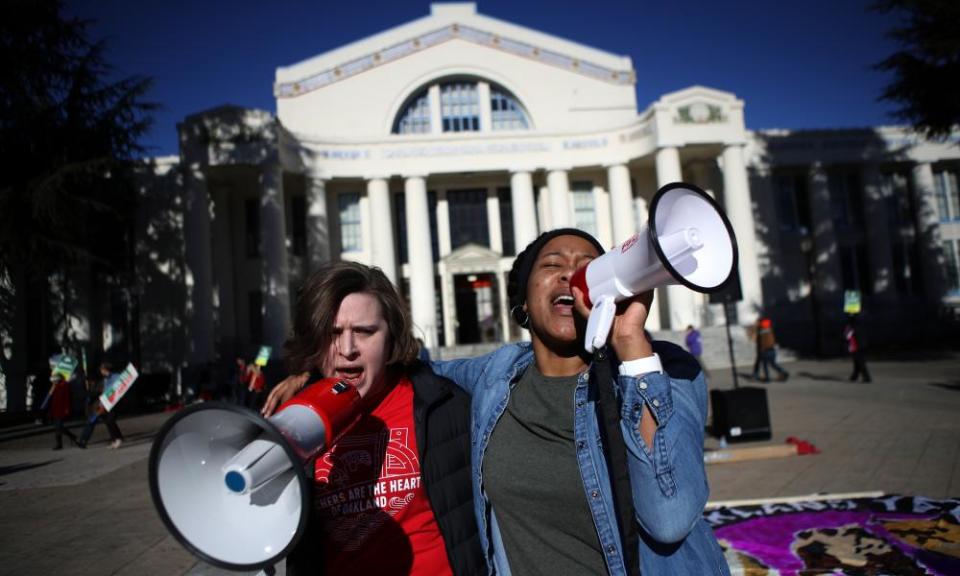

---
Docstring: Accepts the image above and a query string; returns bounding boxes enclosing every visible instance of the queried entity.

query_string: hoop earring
[510,305,530,328]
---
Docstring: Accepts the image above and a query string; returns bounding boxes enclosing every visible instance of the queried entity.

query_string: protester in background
[232,357,248,406]
[77,363,125,449]
[46,372,78,450]
[685,324,709,379]
[263,261,484,575]
[752,316,789,382]
[245,363,265,410]
[843,316,871,383]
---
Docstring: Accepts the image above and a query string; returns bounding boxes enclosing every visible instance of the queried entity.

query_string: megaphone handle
[584,297,617,353]
[256,565,276,576]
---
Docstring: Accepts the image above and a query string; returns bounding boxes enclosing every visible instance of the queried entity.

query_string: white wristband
[618,353,663,377]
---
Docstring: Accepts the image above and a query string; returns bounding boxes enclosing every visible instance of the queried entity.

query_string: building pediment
[442,242,503,272]
[275,3,633,99]
[654,86,742,125]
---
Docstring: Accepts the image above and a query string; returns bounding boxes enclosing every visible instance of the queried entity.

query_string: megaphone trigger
[585,296,617,353]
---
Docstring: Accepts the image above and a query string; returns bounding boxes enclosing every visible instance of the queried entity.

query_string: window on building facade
[828,169,864,232]
[490,87,529,130]
[497,187,515,256]
[774,173,812,235]
[245,197,260,258]
[943,240,960,295]
[291,195,307,256]
[338,193,362,252]
[882,171,921,295]
[394,88,431,134]
[248,290,262,343]
[571,181,597,237]
[448,189,489,249]
[935,168,960,221]
[441,82,480,132]
[391,78,530,135]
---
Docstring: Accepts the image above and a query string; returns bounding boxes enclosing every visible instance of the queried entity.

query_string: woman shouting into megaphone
[268,230,729,576]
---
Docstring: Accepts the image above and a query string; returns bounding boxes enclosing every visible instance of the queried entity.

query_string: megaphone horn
[148,378,362,571]
[571,182,738,352]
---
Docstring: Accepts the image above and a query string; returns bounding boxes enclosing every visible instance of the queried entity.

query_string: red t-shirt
[311,376,453,576]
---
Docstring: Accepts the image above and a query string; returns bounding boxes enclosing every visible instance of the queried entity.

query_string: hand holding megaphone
[149,377,363,571]
[570,182,738,353]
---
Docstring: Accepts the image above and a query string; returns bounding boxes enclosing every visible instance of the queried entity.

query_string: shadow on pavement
[0,459,62,477]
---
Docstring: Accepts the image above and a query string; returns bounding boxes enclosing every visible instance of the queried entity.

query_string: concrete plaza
[1,353,958,575]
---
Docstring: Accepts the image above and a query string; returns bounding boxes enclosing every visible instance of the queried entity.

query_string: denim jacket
[432,341,730,576]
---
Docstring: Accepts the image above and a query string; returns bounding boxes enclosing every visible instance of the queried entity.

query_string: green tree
[0,0,155,410]
[874,0,960,140]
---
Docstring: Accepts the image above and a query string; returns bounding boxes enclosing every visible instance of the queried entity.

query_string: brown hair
[284,261,419,374]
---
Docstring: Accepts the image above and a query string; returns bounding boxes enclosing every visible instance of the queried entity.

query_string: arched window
[392,78,530,135]
[393,88,431,134]
[490,86,529,130]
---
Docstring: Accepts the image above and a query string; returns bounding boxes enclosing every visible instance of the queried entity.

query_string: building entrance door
[454,273,499,344]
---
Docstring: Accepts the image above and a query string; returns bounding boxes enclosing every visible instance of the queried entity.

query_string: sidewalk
[1,354,958,575]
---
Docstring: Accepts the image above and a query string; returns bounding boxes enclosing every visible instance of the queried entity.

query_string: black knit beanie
[507,228,605,326]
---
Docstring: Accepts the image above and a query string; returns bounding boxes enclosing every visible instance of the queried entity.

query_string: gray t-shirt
[484,363,607,575]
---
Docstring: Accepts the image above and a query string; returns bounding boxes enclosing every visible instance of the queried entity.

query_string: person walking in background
[752,316,789,382]
[685,324,709,379]
[245,362,265,410]
[232,357,248,405]
[844,316,871,383]
[45,372,78,450]
[77,363,125,449]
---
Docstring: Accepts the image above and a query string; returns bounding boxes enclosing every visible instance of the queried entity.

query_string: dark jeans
[754,349,788,381]
[850,351,871,382]
[79,410,123,445]
[53,418,77,448]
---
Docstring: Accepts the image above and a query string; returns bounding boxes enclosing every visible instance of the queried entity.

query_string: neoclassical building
[140,2,959,374]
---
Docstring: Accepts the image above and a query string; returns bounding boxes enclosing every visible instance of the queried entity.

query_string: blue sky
[67,0,903,156]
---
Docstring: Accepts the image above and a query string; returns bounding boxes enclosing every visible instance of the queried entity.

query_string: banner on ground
[99,363,139,412]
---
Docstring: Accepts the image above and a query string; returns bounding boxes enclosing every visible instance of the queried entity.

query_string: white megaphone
[571,182,738,353]
[148,378,363,571]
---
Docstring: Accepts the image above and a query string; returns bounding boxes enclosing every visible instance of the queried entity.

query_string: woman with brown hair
[272,261,483,576]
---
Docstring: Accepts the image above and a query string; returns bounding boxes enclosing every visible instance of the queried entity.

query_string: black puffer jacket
[287,362,484,575]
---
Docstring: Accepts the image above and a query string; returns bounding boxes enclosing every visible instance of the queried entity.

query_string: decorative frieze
[275,24,634,98]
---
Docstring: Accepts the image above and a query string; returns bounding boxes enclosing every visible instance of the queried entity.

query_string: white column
[721,144,763,325]
[862,163,895,301]
[478,81,492,132]
[547,169,571,229]
[428,85,442,135]
[405,175,438,348]
[537,182,550,235]
[305,174,330,272]
[633,193,662,331]
[183,166,214,364]
[911,162,944,304]
[437,189,452,257]
[487,187,503,253]
[367,178,397,285]
[510,171,538,252]
[607,163,636,244]
[260,159,290,358]
[655,147,696,329]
